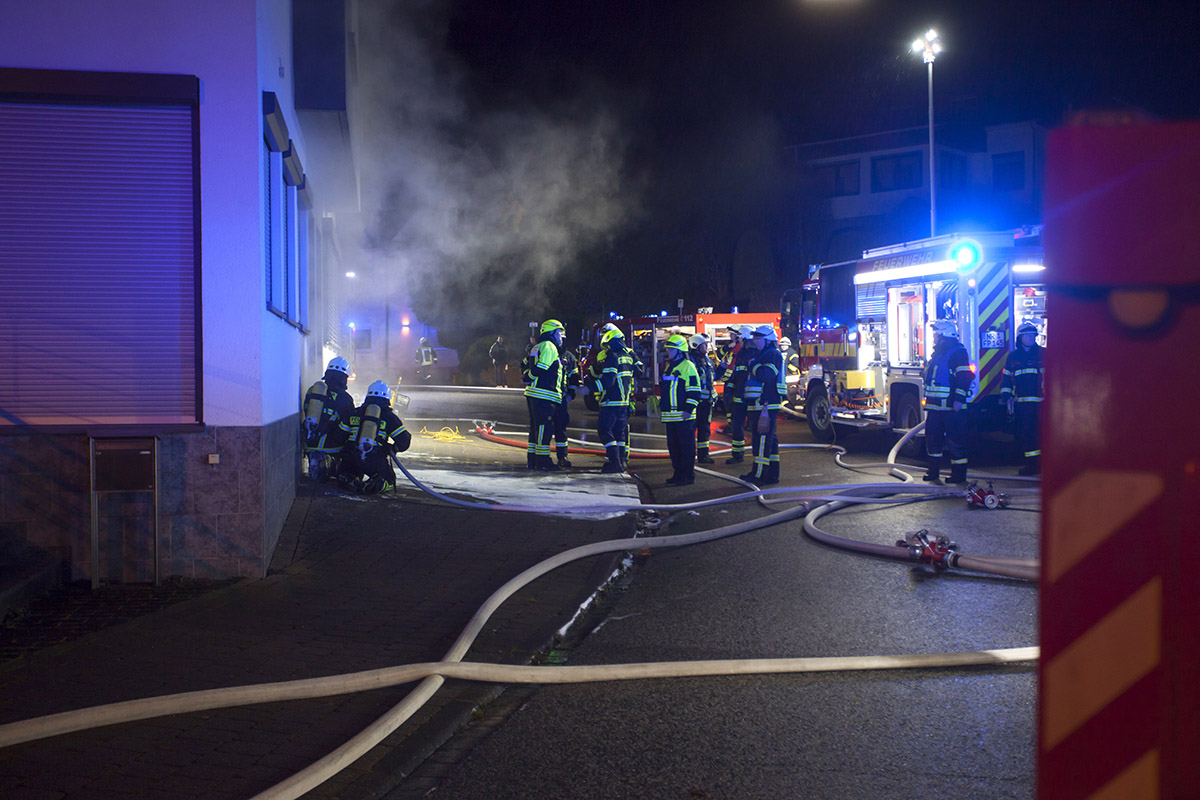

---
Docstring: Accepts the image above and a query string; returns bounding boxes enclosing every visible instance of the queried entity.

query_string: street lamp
[911,28,942,237]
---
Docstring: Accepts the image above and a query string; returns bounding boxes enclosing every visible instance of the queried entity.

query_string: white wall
[0,0,314,428]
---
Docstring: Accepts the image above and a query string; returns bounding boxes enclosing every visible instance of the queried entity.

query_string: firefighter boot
[537,455,561,472]
[725,454,744,465]
[526,452,537,469]
[696,446,715,464]
[922,463,942,484]
[948,463,968,484]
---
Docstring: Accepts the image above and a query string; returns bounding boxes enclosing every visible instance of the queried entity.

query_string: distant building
[0,0,365,583]
[787,120,1046,267]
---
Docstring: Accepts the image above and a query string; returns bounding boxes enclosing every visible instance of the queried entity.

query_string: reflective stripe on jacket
[660,356,701,422]
[1001,343,1044,402]
[923,338,973,411]
[524,337,563,402]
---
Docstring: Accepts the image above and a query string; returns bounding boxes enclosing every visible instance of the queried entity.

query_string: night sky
[359,0,1200,343]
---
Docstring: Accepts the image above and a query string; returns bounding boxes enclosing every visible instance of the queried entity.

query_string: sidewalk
[0,476,638,800]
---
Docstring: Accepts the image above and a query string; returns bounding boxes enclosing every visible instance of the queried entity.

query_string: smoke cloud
[348,1,642,338]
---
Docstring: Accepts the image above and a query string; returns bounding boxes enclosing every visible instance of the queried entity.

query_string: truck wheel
[893,393,923,458]
[806,389,834,442]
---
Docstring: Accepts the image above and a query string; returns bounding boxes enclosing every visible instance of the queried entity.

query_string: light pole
[912,28,942,237]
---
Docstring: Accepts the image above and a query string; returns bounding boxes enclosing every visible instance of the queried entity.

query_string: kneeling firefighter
[302,356,356,481]
[338,380,412,493]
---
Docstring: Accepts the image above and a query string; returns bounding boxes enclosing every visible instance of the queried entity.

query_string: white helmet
[779,336,792,348]
[739,325,754,339]
[688,333,708,349]
[931,319,959,338]
[326,356,350,375]
[366,380,390,399]
[752,324,778,342]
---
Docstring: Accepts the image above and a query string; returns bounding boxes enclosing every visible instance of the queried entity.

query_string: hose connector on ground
[897,529,959,569]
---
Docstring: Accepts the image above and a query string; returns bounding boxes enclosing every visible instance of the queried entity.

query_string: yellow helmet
[664,334,688,351]
[601,328,625,345]
[540,319,565,335]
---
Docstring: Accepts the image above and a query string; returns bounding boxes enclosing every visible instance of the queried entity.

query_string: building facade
[788,120,1046,268]
[0,0,361,585]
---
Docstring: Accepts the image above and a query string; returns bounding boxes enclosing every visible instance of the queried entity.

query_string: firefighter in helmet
[660,334,701,486]
[338,380,412,494]
[301,356,356,482]
[1001,321,1044,476]
[415,337,438,383]
[689,333,717,464]
[742,325,785,486]
[593,327,637,473]
[714,325,754,464]
[525,319,565,471]
[923,319,974,484]
[553,329,580,468]
[779,336,800,377]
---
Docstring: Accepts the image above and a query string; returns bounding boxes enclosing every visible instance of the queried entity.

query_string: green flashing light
[950,239,982,271]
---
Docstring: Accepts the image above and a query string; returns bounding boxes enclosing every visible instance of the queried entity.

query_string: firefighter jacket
[715,344,752,403]
[521,343,536,385]
[416,343,437,368]
[560,348,580,400]
[340,400,412,453]
[660,354,701,423]
[924,337,973,411]
[689,350,717,403]
[524,332,563,403]
[596,341,636,408]
[746,344,786,410]
[303,369,356,450]
[783,347,800,376]
[1001,343,1045,402]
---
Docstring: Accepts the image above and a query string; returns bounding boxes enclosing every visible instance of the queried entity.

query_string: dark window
[938,151,967,190]
[993,151,1026,191]
[355,328,372,352]
[871,151,923,192]
[813,160,860,197]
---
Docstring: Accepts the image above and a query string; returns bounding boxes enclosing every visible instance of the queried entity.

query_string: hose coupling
[896,529,959,569]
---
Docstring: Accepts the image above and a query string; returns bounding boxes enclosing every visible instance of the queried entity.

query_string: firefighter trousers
[597,406,629,468]
[528,398,558,462]
[726,400,746,458]
[747,406,779,482]
[925,408,968,468]
[665,419,697,482]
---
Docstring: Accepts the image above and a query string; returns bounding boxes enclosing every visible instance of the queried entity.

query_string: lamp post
[912,28,942,237]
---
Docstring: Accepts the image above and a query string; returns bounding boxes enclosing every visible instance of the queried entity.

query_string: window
[993,151,1026,191]
[938,151,967,190]
[265,143,284,316]
[354,328,372,351]
[871,151,923,192]
[0,70,201,428]
[813,160,860,197]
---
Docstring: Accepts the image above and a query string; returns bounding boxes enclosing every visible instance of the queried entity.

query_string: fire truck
[580,310,780,412]
[782,227,1047,444]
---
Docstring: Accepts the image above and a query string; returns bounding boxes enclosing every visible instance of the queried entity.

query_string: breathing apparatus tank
[358,403,382,456]
[303,381,327,433]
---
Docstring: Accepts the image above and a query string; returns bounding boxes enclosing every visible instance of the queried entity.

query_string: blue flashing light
[660,310,668,317]
[609,311,617,318]
[950,239,982,271]
[732,305,739,313]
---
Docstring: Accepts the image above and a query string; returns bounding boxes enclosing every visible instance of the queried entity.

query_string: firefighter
[923,319,974,484]
[689,333,717,464]
[488,335,508,387]
[337,380,412,494]
[525,319,565,471]
[660,334,701,486]
[520,334,539,468]
[779,336,800,378]
[301,356,356,482]
[715,325,753,464]
[594,328,636,473]
[1001,321,1044,476]
[415,337,438,383]
[742,325,785,486]
[554,336,580,467]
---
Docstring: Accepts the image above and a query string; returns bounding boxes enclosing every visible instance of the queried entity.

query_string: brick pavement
[0,479,636,800]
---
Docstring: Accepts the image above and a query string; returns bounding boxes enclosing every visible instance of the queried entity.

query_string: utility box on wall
[90,438,159,587]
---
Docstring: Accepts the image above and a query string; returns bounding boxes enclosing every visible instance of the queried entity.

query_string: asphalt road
[388,386,1040,800]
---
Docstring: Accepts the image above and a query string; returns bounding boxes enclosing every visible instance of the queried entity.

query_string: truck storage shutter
[855,281,887,320]
[0,101,199,427]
